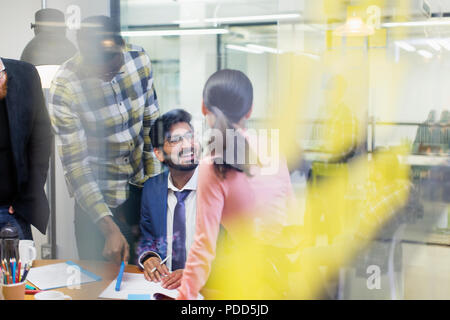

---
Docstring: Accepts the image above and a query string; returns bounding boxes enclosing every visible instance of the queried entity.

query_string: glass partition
[119,0,450,300]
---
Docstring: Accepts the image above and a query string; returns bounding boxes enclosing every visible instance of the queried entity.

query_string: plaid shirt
[48,44,161,223]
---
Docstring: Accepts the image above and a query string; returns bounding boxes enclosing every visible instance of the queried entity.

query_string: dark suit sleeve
[16,65,53,232]
[136,182,166,267]
[29,65,53,190]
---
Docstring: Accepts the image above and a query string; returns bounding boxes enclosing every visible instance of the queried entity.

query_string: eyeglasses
[166,131,194,145]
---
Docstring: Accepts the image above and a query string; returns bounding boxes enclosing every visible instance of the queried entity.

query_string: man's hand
[143,257,169,282]
[8,206,14,214]
[161,269,183,290]
[97,216,129,264]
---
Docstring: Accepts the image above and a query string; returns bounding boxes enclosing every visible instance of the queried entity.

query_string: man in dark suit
[0,57,52,239]
[137,109,201,290]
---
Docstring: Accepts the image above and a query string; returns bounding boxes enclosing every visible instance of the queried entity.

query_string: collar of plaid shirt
[76,50,126,81]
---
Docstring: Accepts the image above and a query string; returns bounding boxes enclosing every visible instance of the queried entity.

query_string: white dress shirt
[139,167,198,271]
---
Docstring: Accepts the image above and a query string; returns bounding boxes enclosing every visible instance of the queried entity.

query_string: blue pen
[115,261,126,291]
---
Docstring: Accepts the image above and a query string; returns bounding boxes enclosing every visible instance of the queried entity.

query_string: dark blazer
[136,171,170,262]
[2,58,53,234]
[136,169,229,271]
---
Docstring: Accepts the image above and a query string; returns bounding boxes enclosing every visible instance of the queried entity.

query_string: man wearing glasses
[0,57,52,238]
[137,109,201,290]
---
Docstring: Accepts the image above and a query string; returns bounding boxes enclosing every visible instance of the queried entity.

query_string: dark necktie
[172,190,191,270]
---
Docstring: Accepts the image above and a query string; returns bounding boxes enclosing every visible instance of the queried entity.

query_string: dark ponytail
[203,69,257,179]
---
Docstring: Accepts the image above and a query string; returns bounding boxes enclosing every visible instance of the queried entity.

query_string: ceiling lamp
[333,15,375,37]
[21,8,77,88]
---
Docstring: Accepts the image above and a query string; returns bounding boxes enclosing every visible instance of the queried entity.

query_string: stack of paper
[26,261,102,290]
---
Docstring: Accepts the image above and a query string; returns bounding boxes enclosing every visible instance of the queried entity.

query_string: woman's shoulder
[198,156,219,180]
[197,156,242,187]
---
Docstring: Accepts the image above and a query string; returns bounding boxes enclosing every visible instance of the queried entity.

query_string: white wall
[179,2,217,120]
[0,0,42,59]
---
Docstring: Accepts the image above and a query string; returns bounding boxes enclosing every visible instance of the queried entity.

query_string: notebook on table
[99,272,179,300]
[99,272,204,300]
[26,261,102,290]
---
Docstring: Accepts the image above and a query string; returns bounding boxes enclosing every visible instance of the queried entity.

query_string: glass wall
[119,0,450,299]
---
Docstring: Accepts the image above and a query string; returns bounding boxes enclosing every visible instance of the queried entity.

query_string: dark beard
[0,73,7,100]
[166,161,198,171]
[162,149,198,172]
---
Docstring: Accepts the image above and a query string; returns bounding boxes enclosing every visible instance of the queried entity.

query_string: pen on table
[150,255,171,273]
[25,290,43,295]
[26,284,37,290]
[115,261,126,292]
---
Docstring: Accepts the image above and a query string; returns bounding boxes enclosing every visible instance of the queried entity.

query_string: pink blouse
[177,155,293,300]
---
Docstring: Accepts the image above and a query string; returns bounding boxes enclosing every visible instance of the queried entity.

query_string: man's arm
[137,186,169,281]
[48,80,111,223]
[28,65,53,188]
[48,79,128,263]
[14,64,53,233]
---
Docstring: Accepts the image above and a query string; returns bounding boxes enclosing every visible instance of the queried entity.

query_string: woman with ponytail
[177,69,293,299]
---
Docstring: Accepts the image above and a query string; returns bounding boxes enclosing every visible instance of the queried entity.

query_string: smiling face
[154,121,200,171]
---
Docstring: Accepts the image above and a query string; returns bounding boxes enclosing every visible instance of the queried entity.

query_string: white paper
[99,272,179,300]
[26,262,101,290]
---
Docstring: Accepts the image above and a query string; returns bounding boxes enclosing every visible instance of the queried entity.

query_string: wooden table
[25,260,142,300]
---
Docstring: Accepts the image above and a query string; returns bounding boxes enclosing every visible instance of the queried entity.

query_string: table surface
[25,260,142,300]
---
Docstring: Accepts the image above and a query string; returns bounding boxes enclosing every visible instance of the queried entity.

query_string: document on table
[26,261,102,290]
[99,272,179,300]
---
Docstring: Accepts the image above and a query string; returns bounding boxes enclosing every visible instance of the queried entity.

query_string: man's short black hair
[76,15,124,48]
[150,109,193,148]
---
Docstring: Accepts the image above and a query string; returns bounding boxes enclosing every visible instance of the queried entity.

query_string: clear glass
[120,0,450,300]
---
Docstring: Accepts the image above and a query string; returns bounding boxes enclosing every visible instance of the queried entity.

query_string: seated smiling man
[137,109,200,290]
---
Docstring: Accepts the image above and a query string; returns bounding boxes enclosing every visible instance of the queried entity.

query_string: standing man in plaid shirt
[48,16,161,264]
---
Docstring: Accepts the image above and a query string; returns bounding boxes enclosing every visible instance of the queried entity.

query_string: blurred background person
[320,75,361,163]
